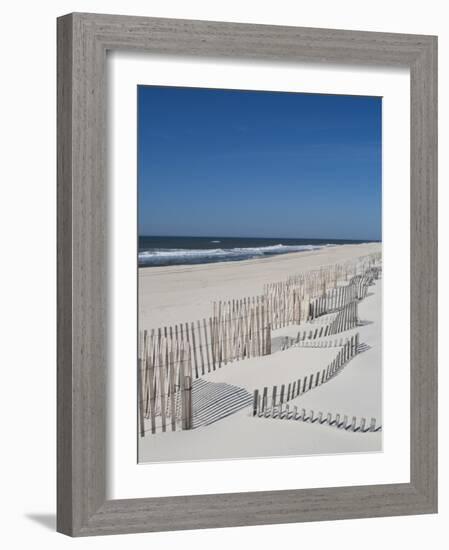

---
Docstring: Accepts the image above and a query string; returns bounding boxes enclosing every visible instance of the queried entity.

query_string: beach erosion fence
[145,298,273,379]
[139,252,381,435]
[253,333,360,417]
[138,298,272,434]
[254,406,382,434]
[263,253,381,328]
[285,252,381,289]
[138,334,193,436]
[280,301,359,352]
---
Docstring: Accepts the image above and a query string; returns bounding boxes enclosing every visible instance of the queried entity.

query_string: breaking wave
[138,243,334,267]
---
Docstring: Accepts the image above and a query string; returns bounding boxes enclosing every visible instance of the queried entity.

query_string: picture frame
[57,12,437,536]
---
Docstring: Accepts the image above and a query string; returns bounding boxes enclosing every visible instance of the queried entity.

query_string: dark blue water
[138,236,374,267]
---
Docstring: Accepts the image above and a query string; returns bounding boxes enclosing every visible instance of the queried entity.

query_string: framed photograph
[57,13,437,536]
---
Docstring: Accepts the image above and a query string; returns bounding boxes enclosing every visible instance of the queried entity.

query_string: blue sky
[138,86,381,240]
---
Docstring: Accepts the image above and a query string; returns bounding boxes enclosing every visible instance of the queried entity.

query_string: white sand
[138,243,382,463]
[139,242,381,328]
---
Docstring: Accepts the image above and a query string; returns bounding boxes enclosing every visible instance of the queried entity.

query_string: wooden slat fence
[253,333,360,416]
[258,287,305,329]
[212,296,272,363]
[138,301,273,435]
[138,333,193,436]
[351,269,379,300]
[285,252,380,289]
[264,254,381,328]
[327,301,358,334]
[138,253,381,436]
[142,308,271,379]
[254,405,381,433]
[309,281,357,319]
[280,301,359,352]
[307,266,379,321]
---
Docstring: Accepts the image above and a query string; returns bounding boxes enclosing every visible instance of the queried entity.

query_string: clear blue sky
[138,86,381,240]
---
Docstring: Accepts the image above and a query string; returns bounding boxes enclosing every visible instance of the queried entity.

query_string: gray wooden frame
[57,12,438,537]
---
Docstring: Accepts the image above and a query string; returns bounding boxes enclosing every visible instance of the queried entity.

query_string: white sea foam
[138,243,334,266]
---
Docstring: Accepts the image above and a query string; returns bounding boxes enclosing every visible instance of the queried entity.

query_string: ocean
[138,236,374,268]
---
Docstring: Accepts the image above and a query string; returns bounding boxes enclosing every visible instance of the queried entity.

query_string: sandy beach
[139,242,381,329]
[138,243,382,463]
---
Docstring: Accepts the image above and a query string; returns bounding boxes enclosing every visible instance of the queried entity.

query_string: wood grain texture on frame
[57,12,437,536]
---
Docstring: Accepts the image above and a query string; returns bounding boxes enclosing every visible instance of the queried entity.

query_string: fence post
[280,384,285,404]
[137,358,145,438]
[264,323,271,355]
[190,322,199,378]
[183,375,192,430]
[252,390,259,417]
[209,317,216,370]
[148,353,156,435]
[169,350,176,431]
[180,347,187,430]
[262,387,268,413]
[158,341,167,433]
[302,376,308,393]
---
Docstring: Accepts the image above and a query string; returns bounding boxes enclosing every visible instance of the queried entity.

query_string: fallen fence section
[254,404,382,433]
